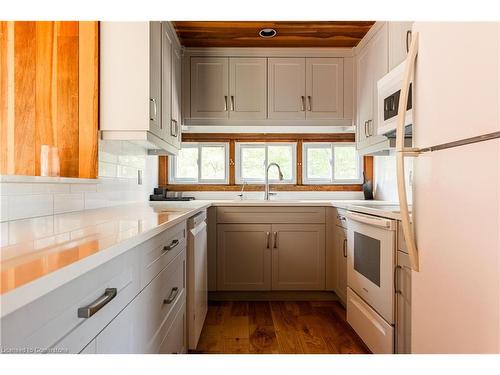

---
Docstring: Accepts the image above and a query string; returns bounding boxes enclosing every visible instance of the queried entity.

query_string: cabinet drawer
[134,249,186,353]
[347,288,393,354]
[159,299,187,354]
[217,206,325,224]
[1,249,140,354]
[140,221,187,288]
[334,208,348,228]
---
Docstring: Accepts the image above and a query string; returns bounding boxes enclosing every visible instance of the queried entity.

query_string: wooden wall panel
[0,21,99,178]
[14,22,36,176]
[78,22,99,179]
[35,21,56,175]
[56,21,79,177]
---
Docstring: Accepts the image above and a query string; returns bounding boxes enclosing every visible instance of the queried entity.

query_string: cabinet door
[160,22,172,143]
[389,22,413,70]
[159,301,187,354]
[95,300,137,354]
[217,224,272,291]
[335,226,348,305]
[190,57,229,119]
[149,22,163,138]
[229,58,267,120]
[268,58,306,119]
[305,58,344,119]
[396,250,412,354]
[271,224,325,290]
[170,44,182,149]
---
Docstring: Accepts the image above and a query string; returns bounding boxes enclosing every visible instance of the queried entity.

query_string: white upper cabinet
[306,58,344,119]
[190,57,229,119]
[99,22,182,155]
[170,44,182,149]
[268,58,306,120]
[355,23,388,150]
[229,57,267,120]
[389,22,413,70]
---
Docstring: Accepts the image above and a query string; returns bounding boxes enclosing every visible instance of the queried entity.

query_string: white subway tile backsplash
[0,222,8,246]
[70,184,98,193]
[8,194,54,220]
[0,182,33,195]
[99,161,118,178]
[84,192,110,210]
[0,196,8,221]
[54,193,85,214]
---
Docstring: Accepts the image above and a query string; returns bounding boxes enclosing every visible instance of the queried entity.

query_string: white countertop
[0,199,402,317]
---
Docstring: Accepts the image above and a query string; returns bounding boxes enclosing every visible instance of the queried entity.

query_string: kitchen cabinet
[305,58,344,119]
[229,58,267,119]
[100,22,182,155]
[389,22,413,70]
[170,42,182,149]
[334,225,348,305]
[217,224,272,291]
[190,57,267,120]
[190,57,229,119]
[271,224,326,290]
[355,23,388,150]
[395,250,412,354]
[268,58,306,119]
[216,207,326,291]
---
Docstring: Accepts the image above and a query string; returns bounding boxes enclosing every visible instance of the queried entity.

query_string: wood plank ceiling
[172,21,375,48]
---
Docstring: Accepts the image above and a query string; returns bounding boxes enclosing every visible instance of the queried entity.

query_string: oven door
[346,211,396,324]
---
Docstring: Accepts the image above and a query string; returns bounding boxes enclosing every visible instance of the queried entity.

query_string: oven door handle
[345,211,396,230]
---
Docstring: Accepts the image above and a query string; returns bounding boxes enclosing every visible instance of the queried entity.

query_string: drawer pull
[163,239,179,252]
[78,288,117,318]
[163,287,179,305]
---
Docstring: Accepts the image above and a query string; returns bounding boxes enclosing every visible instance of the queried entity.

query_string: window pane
[334,146,359,180]
[268,145,293,180]
[241,147,265,180]
[201,146,225,180]
[175,147,198,179]
[307,147,332,180]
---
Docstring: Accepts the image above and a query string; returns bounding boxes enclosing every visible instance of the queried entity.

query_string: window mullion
[331,144,335,183]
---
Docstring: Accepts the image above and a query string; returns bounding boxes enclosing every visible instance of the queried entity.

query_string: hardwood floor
[194,301,370,354]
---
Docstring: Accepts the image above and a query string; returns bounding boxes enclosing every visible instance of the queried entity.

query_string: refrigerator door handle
[396,31,420,272]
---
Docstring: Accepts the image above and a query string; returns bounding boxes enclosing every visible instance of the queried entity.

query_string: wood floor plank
[196,300,370,354]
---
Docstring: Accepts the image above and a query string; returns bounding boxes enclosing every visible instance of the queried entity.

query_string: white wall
[373,152,413,203]
[0,140,157,224]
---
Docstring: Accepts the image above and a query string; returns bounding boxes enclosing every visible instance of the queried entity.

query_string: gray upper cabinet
[190,57,229,119]
[389,22,414,70]
[160,22,172,144]
[149,22,163,139]
[268,58,306,120]
[229,57,267,120]
[305,58,344,119]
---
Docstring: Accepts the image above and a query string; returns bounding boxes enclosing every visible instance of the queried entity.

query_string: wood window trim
[158,133,373,192]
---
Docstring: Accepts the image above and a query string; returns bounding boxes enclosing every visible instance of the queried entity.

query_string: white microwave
[377,60,413,136]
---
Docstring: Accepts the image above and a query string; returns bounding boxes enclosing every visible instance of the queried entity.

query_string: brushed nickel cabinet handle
[150,98,157,121]
[230,95,235,111]
[163,287,179,305]
[307,95,312,111]
[163,239,179,252]
[394,265,402,294]
[170,119,178,137]
[406,30,412,53]
[364,121,368,138]
[78,288,117,318]
[266,232,270,249]
[273,232,278,248]
[343,238,347,258]
[224,96,228,111]
[300,96,305,111]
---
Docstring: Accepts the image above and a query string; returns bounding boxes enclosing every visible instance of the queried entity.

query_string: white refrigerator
[396,22,500,353]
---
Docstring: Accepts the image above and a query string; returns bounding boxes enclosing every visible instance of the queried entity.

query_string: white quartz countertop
[0,199,402,317]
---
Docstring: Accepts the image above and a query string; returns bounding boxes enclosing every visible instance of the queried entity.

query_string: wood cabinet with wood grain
[0,21,99,178]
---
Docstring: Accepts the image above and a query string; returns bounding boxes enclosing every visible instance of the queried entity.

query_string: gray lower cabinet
[217,224,272,291]
[271,224,325,290]
[216,216,326,291]
[396,250,412,354]
[334,225,348,305]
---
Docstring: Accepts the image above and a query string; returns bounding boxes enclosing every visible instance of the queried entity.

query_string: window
[303,143,362,184]
[169,143,229,184]
[236,143,296,184]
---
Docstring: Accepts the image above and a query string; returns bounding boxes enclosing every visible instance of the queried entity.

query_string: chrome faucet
[238,182,247,200]
[264,163,284,200]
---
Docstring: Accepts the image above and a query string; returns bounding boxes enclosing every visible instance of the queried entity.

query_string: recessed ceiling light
[259,28,277,38]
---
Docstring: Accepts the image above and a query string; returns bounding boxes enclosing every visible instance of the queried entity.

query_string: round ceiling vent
[259,28,277,38]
